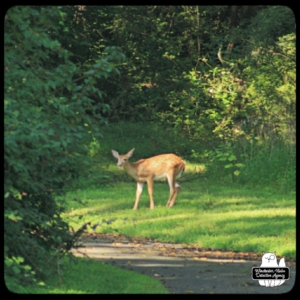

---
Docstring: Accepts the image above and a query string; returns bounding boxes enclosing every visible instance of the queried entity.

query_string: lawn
[7,161,295,294]
[63,161,296,259]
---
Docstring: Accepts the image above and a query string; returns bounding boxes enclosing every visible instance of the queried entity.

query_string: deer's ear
[127,148,135,157]
[111,150,119,159]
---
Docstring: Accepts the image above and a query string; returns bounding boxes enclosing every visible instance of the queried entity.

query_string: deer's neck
[123,161,138,180]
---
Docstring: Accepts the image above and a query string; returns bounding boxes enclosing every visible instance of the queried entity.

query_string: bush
[4,6,124,287]
[196,137,295,193]
[237,142,295,192]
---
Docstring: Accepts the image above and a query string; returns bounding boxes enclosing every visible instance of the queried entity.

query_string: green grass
[6,256,169,294]
[9,161,294,294]
[64,161,296,259]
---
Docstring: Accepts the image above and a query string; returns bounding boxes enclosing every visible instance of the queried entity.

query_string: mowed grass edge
[5,256,169,294]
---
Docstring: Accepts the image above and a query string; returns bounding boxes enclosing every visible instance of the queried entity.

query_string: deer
[111,148,185,210]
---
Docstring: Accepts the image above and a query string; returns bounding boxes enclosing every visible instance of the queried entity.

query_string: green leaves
[228,155,237,162]
[5,211,23,222]
[5,6,125,287]
[233,170,240,176]
[209,144,246,180]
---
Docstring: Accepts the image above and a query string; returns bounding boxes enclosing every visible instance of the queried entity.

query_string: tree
[4,6,125,286]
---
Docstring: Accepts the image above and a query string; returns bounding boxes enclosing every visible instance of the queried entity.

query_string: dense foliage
[5,5,295,288]
[4,6,124,287]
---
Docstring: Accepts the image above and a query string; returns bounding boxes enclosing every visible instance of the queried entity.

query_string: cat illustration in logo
[259,252,286,287]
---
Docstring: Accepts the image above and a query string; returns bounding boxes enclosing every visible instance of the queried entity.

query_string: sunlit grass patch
[63,162,296,259]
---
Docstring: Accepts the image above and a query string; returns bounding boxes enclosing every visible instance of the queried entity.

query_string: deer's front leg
[147,178,154,209]
[133,182,144,210]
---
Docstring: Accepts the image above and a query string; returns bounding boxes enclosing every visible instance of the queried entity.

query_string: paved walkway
[72,233,296,294]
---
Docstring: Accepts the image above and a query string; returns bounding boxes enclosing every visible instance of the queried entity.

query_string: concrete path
[72,233,296,294]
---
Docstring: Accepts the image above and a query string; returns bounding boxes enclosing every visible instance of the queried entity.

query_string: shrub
[4,6,124,287]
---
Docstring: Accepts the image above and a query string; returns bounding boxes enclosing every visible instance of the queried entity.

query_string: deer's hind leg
[166,173,179,207]
[168,182,181,207]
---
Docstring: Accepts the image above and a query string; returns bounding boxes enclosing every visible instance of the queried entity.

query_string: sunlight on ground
[184,162,206,173]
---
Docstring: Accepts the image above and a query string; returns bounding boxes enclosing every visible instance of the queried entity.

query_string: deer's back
[132,153,185,180]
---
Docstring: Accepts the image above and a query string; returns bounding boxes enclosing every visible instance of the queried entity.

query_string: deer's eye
[123,159,127,162]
